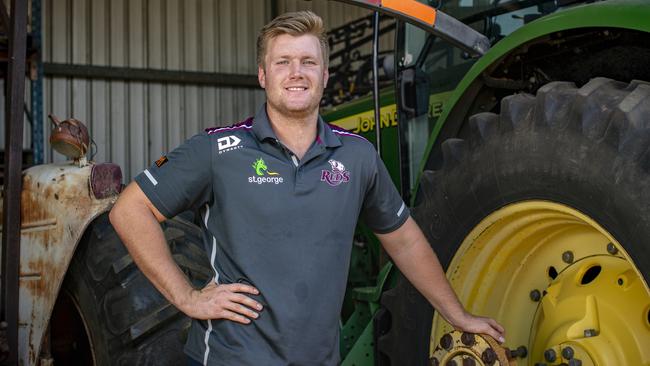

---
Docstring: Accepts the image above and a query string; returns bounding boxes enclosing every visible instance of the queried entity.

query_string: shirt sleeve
[361,150,410,234]
[134,132,213,218]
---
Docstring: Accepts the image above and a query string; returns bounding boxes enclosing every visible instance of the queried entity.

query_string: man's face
[258,33,329,118]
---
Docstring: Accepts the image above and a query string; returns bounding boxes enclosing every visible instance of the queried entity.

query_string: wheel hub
[530,255,648,365]
[430,330,512,366]
[430,201,650,365]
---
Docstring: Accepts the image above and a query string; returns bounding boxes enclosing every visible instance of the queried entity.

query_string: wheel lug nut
[568,359,582,366]
[445,360,457,366]
[430,357,440,366]
[584,328,598,337]
[509,345,528,358]
[440,333,453,350]
[530,289,541,302]
[461,332,475,346]
[462,358,476,366]
[544,348,557,362]
[562,346,574,359]
[481,348,497,366]
[562,250,574,263]
[607,243,618,255]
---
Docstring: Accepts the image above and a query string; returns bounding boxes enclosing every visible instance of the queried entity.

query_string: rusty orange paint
[382,0,436,25]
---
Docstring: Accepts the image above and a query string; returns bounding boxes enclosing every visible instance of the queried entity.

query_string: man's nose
[289,61,303,78]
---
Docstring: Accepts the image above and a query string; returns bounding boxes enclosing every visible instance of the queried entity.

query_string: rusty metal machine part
[89,163,123,199]
[16,163,117,365]
[430,330,513,366]
[48,114,90,159]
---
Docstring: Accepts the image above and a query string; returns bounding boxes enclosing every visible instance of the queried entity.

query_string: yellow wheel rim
[430,201,650,365]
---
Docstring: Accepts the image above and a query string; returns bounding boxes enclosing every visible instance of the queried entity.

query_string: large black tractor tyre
[378,78,650,365]
[51,212,212,365]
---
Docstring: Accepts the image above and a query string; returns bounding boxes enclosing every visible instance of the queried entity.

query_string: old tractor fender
[414,0,650,195]
[17,162,121,365]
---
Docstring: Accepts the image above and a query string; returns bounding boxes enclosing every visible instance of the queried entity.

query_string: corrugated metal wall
[42,0,272,179]
[0,80,32,150]
[11,0,393,180]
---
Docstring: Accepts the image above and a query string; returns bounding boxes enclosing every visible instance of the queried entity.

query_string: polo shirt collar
[252,103,342,148]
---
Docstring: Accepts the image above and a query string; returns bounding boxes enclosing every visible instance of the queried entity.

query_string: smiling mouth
[286,87,307,91]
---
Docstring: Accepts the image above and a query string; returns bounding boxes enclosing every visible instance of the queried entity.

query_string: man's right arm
[109,182,263,324]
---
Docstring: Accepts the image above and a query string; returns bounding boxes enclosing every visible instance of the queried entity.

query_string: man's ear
[258,65,266,89]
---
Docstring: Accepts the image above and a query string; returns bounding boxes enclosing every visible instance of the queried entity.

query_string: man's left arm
[376,216,506,343]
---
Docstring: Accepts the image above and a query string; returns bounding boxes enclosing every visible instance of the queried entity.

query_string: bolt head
[544,349,557,362]
[562,346,574,359]
[481,348,497,366]
[562,251,574,263]
[568,359,583,366]
[511,345,528,358]
[445,359,457,366]
[462,358,476,366]
[530,289,541,302]
[430,357,440,366]
[584,329,598,337]
[607,243,618,255]
[440,333,453,350]
[461,332,476,346]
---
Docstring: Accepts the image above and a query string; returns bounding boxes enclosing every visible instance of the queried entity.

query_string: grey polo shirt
[135,104,409,366]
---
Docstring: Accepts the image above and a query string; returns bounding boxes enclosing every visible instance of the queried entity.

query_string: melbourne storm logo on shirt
[249,158,284,184]
[321,159,350,186]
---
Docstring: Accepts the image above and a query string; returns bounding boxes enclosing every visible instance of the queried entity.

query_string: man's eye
[277,60,289,65]
[303,60,316,65]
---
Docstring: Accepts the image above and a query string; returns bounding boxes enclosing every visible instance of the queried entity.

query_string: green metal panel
[415,0,650,196]
[322,88,394,122]
[340,315,376,366]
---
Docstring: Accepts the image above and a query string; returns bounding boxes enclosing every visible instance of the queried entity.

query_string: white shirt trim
[397,202,406,217]
[143,169,158,186]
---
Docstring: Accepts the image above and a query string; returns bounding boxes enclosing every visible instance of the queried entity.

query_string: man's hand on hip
[180,282,264,324]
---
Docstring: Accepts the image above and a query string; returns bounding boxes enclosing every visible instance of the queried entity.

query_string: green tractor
[324,0,650,365]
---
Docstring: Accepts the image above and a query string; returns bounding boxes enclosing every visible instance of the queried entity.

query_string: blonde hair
[257,10,330,67]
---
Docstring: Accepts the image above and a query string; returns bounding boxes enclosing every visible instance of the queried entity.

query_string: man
[110,10,505,366]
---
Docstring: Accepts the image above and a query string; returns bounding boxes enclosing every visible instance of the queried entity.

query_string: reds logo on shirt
[321,159,350,186]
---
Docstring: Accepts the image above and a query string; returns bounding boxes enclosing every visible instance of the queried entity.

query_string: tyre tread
[61,212,211,366]
[379,77,650,365]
